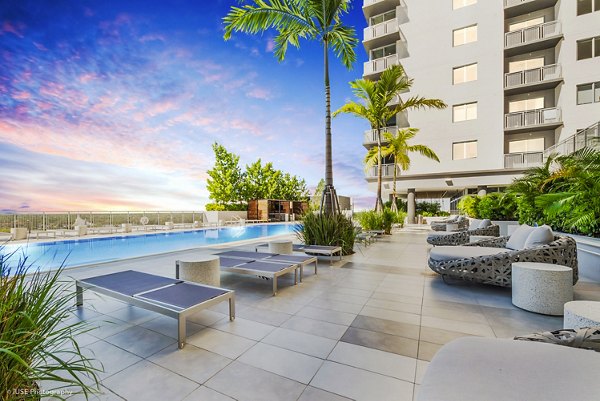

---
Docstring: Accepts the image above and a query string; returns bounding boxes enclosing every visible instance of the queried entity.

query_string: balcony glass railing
[504,64,561,88]
[544,121,600,158]
[366,163,399,178]
[363,126,399,144]
[504,21,561,48]
[364,54,399,76]
[364,18,400,42]
[505,107,561,129]
[504,152,544,168]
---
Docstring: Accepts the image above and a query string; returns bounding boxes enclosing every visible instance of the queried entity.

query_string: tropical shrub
[416,201,443,216]
[354,209,405,234]
[421,211,450,217]
[1,250,100,400]
[457,195,480,218]
[294,213,356,255]
[384,198,407,212]
[476,193,517,221]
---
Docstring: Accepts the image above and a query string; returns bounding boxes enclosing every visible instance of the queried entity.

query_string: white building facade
[362,0,600,213]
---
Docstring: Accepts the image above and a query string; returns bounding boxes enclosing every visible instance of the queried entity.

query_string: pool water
[1,224,295,271]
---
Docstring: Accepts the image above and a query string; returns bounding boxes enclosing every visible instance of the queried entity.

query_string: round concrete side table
[268,240,293,254]
[564,301,600,329]
[176,257,220,287]
[512,262,573,315]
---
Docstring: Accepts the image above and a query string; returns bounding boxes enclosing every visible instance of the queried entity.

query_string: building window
[577,82,600,104]
[453,63,478,84]
[453,141,478,160]
[508,57,544,73]
[453,102,477,122]
[452,0,477,10]
[508,17,544,32]
[577,36,600,60]
[577,0,600,15]
[509,138,545,153]
[370,10,396,26]
[453,25,477,47]
[509,97,544,113]
[371,43,396,59]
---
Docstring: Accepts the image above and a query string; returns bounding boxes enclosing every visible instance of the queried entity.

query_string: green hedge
[458,193,517,221]
[205,203,248,211]
[354,209,406,234]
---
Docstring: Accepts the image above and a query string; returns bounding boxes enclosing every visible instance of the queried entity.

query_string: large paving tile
[415,360,429,385]
[419,326,476,345]
[351,315,420,340]
[87,315,133,340]
[328,342,416,382]
[211,317,275,341]
[238,342,323,384]
[420,315,495,337]
[310,297,364,314]
[182,386,234,401]
[298,386,352,401]
[422,305,489,324]
[281,316,348,340]
[236,305,292,326]
[187,327,256,359]
[141,315,205,339]
[148,343,232,384]
[340,327,418,358]
[103,360,198,401]
[417,341,442,362]
[205,361,306,401]
[311,361,414,401]
[262,327,337,358]
[104,326,175,358]
[365,299,422,315]
[105,306,158,326]
[360,306,421,326]
[297,305,356,326]
[187,310,228,326]
[83,340,142,380]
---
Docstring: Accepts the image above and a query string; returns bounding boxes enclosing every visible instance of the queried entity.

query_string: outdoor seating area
[48,227,600,401]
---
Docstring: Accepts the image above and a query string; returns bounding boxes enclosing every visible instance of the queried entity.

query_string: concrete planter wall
[491,221,520,236]
[563,234,600,283]
[203,211,247,225]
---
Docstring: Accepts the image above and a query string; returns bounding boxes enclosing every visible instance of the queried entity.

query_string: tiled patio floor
[49,229,600,401]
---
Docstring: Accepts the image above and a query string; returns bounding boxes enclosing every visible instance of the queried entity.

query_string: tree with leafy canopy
[223,0,358,214]
[334,64,446,211]
[206,143,244,205]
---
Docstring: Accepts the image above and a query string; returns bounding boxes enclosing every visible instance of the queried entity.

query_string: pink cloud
[1,21,25,38]
[12,91,31,100]
[139,33,166,43]
[246,87,273,100]
[265,38,275,53]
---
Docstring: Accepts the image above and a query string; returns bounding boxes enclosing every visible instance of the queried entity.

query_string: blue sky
[0,0,371,211]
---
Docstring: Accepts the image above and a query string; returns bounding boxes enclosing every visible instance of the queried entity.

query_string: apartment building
[362,0,600,212]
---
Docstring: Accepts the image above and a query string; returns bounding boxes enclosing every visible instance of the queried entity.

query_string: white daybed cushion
[478,219,492,229]
[524,225,554,248]
[506,224,535,250]
[418,337,600,401]
[429,246,508,262]
[468,219,482,230]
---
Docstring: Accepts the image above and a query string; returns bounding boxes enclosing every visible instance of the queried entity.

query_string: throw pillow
[506,224,535,250]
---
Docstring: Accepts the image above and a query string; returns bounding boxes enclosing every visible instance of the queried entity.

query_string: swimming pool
[1,224,295,271]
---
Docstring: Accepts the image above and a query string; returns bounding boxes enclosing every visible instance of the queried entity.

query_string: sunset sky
[0,0,371,212]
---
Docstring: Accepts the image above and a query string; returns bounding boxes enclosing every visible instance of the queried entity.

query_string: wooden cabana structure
[247,199,308,222]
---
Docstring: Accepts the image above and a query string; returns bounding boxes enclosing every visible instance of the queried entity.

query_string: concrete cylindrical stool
[176,257,220,287]
[512,262,573,315]
[564,301,600,329]
[268,240,293,254]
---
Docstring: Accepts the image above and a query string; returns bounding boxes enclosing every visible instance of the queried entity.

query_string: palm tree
[334,64,446,211]
[223,0,358,215]
[381,128,440,211]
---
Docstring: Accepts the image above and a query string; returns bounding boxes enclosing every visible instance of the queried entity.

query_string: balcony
[504,21,562,56]
[363,126,398,147]
[363,54,399,79]
[505,107,562,133]
[504,0,558,18]
[504,152,544,169]
[366,163,399,179]
[504,64,563,95]
[363,18,405,50]
[544,121,600,158]
[363,0,404,18]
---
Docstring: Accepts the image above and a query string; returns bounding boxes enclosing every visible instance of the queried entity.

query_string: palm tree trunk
[375,127,384,212]
[390,160,398,212]
[321,37,337,215]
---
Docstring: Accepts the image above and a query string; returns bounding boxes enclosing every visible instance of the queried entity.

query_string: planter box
[563,233,600,283]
